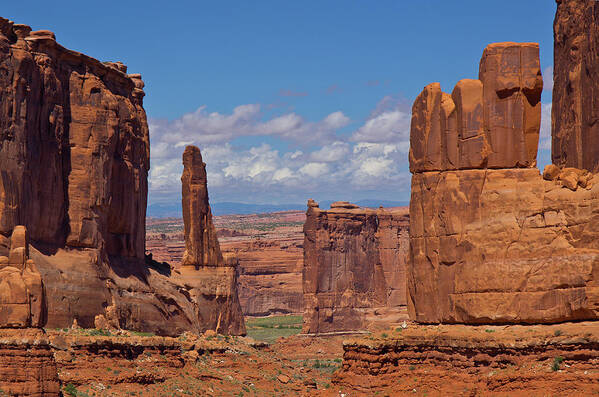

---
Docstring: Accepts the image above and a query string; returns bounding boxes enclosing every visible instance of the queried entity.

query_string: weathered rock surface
[409,42,542,172]
[0,18,241,336]
[180,146,245,335]
[409,168,599,324]
[553,0,599,172]
[0,226,45,328]
[302,201,408,333]
[408,41,599,324]
[231,238,304,317]
[0,328,60,397]
[335,322,599,396]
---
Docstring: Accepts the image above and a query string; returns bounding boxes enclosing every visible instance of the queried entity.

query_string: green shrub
[552,356,564,371]
[63,384,78,397]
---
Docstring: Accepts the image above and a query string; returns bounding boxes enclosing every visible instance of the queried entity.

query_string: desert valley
[2,0,599,396]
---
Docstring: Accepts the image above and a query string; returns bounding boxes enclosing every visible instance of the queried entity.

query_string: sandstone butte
[0,17,244,337]
[302,200,409,334]
[408,34,599,324]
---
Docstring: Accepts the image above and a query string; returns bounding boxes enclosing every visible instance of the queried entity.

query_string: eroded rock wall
[553,0,599,172]
[0,329,60,397]
[0,20,148,258]
[0,18,242,336]
[409,42,542,173]
[302,201,408,334]
[408,41,599,324]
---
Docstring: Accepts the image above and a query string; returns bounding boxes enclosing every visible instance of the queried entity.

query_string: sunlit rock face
[180,145,246,335]
[302,200,408,333]
[408,41,599,325]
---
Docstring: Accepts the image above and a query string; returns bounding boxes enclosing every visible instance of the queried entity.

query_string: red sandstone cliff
[408,40,599,324]
[0,18,240,336]
[552,0,599,172]
[302,201,408,334]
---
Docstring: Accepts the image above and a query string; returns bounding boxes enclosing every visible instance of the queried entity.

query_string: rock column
[179,146,246,335]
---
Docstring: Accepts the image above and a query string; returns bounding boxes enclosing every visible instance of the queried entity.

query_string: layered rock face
[0,227,58,396]
[0,329,61,397]
[0,18,242,336]
[0,19,148,258]
[408,42,599,324]
[553,0,599,172]
[180,146,245,335]
[303,201,408,334]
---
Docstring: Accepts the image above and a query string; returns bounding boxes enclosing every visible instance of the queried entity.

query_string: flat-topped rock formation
[408,40,599,324]
[553,0,599,172]
[0,17,243,336]
[302,200,408,334]
[179,146,245,335]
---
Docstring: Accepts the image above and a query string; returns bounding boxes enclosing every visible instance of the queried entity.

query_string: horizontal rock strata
[334,322,599,396]
[0,328,60,397]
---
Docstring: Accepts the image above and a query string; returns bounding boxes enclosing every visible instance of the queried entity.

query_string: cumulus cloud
[149,104,350,148]
[148,97,413,205]
[350,95,411,149]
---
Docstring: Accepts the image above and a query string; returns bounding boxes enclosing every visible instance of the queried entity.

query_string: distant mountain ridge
[147,199,408,218]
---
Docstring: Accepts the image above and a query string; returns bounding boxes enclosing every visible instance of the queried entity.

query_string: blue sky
[4,1,556,206]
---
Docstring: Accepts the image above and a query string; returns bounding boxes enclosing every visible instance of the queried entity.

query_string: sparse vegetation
[485,329,495,333]
[552,356,564,371]
[245,315,302,343]
[554,329,563,337]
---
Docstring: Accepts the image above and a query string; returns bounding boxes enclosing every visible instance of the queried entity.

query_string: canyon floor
[124,211,599,396]
[22,317,599,397]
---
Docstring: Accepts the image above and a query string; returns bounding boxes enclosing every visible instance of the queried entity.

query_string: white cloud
[350,95,411,147]
[539,103,552,151]
[148,97,413,205]
[299,162,329,178]
[150,104,350,147]
[543,66,553,93]
[310,141,350,162]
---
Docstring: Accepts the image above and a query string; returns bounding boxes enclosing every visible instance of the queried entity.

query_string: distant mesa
[302,199,409,334]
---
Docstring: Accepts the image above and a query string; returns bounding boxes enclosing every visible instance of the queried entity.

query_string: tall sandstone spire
[181,146,223,267]
[179,145,246,335]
